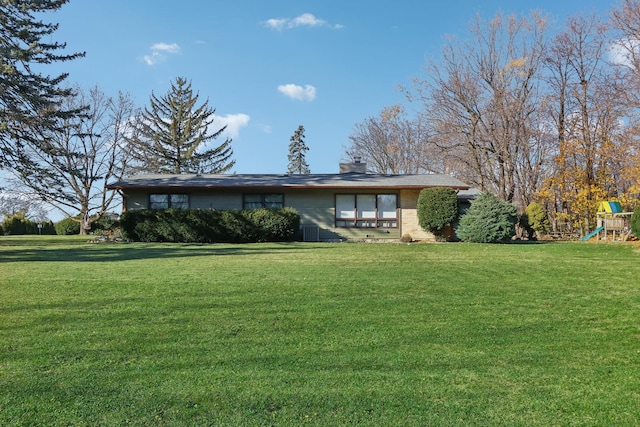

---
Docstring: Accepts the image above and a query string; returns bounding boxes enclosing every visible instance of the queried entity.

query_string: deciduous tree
[8,86,136,234]
[540,14,628,234]
[345,105,436,174]
[414,12,549,208]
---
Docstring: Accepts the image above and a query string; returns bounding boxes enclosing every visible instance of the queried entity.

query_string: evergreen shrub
[456,192,517,243]
[2,215,55,235]
[417,187,459,240]
[521,202,550,238]
[120,208,300,243]
[631,205,640,237]
[55,217,81,235]
[90,215,119,234]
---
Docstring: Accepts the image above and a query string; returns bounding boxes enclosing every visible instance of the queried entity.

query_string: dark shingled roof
[107,173,470,190]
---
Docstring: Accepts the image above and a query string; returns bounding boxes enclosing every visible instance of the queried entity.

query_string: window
[335,194,398,228]
[243,194,284,209]
[149,193,189,209]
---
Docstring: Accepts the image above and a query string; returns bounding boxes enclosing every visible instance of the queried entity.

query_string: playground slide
[580,226,604,241]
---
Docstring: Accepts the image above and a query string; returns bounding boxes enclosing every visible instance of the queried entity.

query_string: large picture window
[149,194,189,209]
[335,194,398,228]
[243,194,284,209]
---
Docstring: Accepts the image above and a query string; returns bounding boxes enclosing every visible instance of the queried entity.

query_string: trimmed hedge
[2,216,56,235]
[417,187,459,240]
[120,208,301,243]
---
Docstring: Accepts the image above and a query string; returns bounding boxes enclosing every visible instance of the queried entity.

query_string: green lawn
[1,236,639,426]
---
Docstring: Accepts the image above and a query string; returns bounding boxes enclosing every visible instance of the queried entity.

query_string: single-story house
[106,161,471,241]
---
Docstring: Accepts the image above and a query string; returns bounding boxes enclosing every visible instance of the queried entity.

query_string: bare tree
[414,12,549,209]
[542,14,629,233]
[611,0,640,83]
[0,191,49,222]
[345,105,436,174]
[9,86,136,234]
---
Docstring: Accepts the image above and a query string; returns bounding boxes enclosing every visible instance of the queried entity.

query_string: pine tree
[0,0,84,169]
[129,77,234,174]
[456,192,517,243]
[287,125,310,174]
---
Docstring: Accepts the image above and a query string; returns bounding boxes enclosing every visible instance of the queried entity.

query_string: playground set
[581,201,634,242]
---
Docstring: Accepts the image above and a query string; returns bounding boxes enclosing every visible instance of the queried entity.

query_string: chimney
[339,157,367,174]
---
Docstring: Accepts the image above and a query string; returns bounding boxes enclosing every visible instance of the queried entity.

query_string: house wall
[400,190,436,241]
[122,188,467,241]
[286,189,401,241]
[122,188,404,241]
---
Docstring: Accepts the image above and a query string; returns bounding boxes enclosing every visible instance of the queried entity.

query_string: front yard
[1,237,639,425]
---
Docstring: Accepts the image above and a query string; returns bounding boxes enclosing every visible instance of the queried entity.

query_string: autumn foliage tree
[539,14,631,234]
[398,8,640,237]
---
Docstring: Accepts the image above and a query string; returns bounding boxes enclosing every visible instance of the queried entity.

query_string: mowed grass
[1,236,639,426]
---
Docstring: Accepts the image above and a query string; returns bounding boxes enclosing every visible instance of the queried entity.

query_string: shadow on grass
[0,240,324,263]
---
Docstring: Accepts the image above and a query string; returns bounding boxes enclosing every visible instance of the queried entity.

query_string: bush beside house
[417,187,459,241]
[456,192,517,243]
[120,208,301,243]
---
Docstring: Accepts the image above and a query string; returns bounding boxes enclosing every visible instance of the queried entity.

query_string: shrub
[90,215,119,234]
[456,192,517,243]
[400,234,413,243]
[55,217,81,235]
[632,205,640,237]
[120,208,301,243]
[417,187,459,240]
[520,202,550,239]
[2,214,55,235]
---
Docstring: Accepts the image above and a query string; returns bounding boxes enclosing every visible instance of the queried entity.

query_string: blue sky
[49,0,614,175]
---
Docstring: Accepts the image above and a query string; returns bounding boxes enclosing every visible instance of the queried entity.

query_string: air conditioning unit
[302,225,320,242]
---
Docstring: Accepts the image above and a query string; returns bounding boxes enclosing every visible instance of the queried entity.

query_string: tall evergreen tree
[0,0,84,169]
[128,77,234,174]
[287,125,310,174]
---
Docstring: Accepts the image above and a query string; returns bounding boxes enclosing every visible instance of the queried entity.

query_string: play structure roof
[598,201,623,213]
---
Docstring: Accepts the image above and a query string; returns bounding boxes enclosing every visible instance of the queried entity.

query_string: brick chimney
[339,157,367,174]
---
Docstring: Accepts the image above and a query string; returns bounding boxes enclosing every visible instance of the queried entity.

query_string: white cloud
[151,42,180,53]
[142,42,181,66]
[264,18,287,31]
[262,13,342,31]
[217,113,250,139]
[278,84,316,101]
[291,13,326,28]
[608,38,640,68]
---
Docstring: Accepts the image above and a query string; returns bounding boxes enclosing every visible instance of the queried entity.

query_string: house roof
[107,173,470,191]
